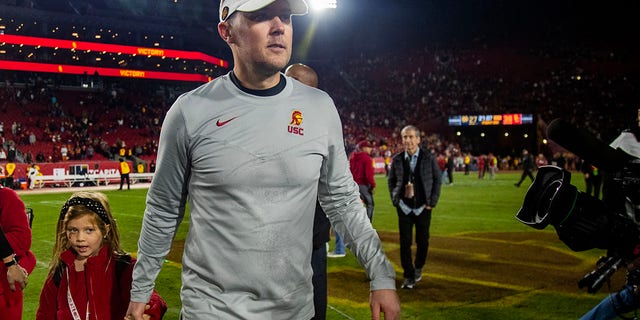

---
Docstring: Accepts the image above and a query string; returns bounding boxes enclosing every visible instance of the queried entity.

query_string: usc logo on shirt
[288,110,304,136]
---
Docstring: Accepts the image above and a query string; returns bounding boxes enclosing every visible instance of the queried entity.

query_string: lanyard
[66,268,90,320]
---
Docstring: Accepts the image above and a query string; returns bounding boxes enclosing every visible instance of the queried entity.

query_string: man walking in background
[388,125,441,289]
[514,149,535,187]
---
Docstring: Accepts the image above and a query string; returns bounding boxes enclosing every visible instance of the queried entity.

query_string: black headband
[59,197,110,225]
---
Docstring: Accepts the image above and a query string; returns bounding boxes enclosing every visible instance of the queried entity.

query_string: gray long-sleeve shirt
[130,72,396,319]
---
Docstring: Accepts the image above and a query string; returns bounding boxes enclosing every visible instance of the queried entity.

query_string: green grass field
[18,171,615,319]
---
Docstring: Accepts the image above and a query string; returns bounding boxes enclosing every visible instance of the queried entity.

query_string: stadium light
[309,0,337,10]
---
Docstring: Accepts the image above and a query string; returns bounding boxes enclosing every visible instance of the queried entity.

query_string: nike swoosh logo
[216,117,238,127]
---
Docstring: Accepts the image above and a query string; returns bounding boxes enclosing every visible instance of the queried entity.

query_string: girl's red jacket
[37,246,167,319]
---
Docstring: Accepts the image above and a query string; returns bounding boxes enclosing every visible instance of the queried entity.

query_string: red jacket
[0,187,36,305]
[37,246,166,319]
[349,151,376,188]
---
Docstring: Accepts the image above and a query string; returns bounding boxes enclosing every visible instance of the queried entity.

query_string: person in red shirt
[36,191,166,319]
[349,140,376,221]
[0,186,36,320]
[477,155,485,179]
[330,139,378,258]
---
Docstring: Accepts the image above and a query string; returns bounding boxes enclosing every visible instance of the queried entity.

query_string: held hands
[6,264,29,291]
[125,302,153,320]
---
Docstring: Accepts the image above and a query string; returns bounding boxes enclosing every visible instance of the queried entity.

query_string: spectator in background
[384,149,392,176]
[581,160,602,199]
[28,132,36,145]
[463,152,471,175]
[551,152,566,170]
[350,140,376,221]
[7,146,16,163]
[477,154,485,179]
[27,163,38,190]
[118,158,131,191]
[330,139,378,259]
[388,125,441,289]
[514,149,535,187]
[86,145,94,160]
[487,152,498,180]
[445,150,455,185]
[535,153,548,168]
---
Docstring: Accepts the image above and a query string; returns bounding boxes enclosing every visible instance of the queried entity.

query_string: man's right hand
[125,301,148,320]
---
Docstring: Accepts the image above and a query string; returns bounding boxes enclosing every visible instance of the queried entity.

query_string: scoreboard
[448,114,533,126]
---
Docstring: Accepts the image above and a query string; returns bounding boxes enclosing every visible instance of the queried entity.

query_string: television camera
[515,118,640,294]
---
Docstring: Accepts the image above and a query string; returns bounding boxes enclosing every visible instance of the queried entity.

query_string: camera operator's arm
[626,257,640,294]
[579,258,640,320]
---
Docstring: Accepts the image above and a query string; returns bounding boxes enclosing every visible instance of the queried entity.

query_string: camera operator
[580,125,640,320]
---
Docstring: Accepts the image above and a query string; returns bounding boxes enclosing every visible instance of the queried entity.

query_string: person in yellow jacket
[118,158,131,190]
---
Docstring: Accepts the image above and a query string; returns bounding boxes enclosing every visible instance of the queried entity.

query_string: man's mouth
[268,43,285,49]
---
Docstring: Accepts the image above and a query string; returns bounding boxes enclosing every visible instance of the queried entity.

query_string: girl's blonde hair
[48,191,127,275]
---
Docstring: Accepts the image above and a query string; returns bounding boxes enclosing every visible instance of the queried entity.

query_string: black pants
[397,207,432,280]
[358,184,374,222]
[311,244,327,320]
[586,175,602,199]
[516,169,534,186]
[120,173,130,190]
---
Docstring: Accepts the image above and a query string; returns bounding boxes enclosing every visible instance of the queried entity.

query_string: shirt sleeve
[317,101,396,291]
[0,188,31,257]
[130,100,190,302]
[0,228,13,259]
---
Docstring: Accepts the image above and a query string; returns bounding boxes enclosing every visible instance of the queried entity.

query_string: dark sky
[29,1,638,62]
[289,0,640,61]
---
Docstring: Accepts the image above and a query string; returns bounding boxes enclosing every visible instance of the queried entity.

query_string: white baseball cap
[219,0,308,22]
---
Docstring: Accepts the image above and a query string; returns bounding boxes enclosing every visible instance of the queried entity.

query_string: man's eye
[247,12,291,23]
[248,13,269,22]
[278,14,291,23]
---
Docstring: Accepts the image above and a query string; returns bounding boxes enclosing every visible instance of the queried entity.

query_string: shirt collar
[404,148,420,160]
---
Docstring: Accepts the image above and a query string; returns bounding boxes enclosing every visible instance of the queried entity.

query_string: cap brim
[238,0,308,15]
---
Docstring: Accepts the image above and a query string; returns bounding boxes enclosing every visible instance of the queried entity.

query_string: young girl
[36,191,166,319]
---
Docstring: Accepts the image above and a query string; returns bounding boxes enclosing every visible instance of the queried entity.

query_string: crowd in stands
[1,38,638,174]
[0,74,168,165]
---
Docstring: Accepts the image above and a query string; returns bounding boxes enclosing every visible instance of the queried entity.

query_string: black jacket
[388,148,442,208]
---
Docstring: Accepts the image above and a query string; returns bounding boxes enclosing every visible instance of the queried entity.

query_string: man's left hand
[370,289,400,320]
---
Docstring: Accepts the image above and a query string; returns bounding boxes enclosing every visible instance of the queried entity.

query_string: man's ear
[218,22,233,44]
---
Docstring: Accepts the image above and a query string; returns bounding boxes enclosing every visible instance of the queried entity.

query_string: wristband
[4,256,18,267]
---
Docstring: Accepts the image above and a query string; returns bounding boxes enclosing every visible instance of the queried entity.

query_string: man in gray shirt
[126,0,400,319]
